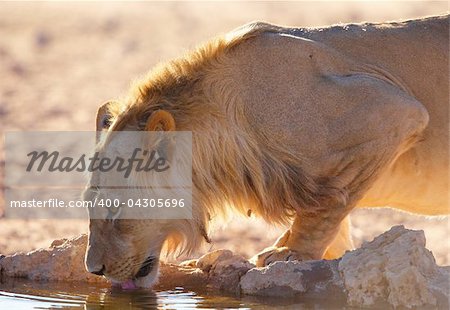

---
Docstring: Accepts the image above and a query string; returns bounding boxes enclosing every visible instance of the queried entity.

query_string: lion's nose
[90,264,105,276]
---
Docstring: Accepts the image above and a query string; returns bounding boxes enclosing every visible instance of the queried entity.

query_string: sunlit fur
[103,22,342,257]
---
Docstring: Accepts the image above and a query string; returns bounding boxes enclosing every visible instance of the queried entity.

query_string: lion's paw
[251,247,317,267]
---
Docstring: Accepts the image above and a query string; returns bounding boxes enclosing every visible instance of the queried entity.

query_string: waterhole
[0,278,346,309]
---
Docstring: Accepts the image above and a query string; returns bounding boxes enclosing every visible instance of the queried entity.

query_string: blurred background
[0,1,448,264]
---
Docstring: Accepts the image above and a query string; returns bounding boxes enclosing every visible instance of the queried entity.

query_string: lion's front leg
[251,75,430,267]
[253,208,350,267]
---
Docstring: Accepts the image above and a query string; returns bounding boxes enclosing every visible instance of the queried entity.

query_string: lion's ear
[96,101,113,131]
[96,101,119,144]
[145,110,176,131]
[145,110,176,162]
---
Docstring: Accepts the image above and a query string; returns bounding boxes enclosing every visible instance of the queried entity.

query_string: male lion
[84,15,449,288]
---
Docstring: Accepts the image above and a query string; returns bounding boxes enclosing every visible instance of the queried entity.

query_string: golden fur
[107,21,342,225]
[86,15,449,286]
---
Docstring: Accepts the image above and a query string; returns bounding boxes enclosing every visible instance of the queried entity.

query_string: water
[0,278,347,309]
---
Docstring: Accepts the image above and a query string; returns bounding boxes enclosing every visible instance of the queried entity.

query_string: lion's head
[84,101,207,289]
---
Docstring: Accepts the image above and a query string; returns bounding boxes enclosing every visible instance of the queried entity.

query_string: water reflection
[0,278,346,309]
[0,279,241,309]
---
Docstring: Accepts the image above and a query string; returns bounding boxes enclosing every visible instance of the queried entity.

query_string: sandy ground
[0,2,448,265]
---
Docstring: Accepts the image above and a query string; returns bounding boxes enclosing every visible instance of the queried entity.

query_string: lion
[84,15,449,289]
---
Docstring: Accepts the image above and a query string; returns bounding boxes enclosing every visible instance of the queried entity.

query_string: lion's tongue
[120,279,137,290]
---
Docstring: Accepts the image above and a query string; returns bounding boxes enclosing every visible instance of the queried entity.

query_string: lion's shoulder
[223,21,288,49]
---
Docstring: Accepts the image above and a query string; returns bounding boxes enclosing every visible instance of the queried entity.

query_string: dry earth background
[0,1,448,265]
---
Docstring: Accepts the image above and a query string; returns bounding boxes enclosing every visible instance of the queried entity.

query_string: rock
[240,225,449,308]
[240,259,345,300]
[157,262,207,290]
[339,225,449,308]
[0,225,447,309]
[0,234,207,289]
[197,249,254,293]
[50,238,69,248]
[0,234,104,283]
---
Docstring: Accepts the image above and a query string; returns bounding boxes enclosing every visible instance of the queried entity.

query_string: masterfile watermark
[4,131,192,219]
[26,148,170,178]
